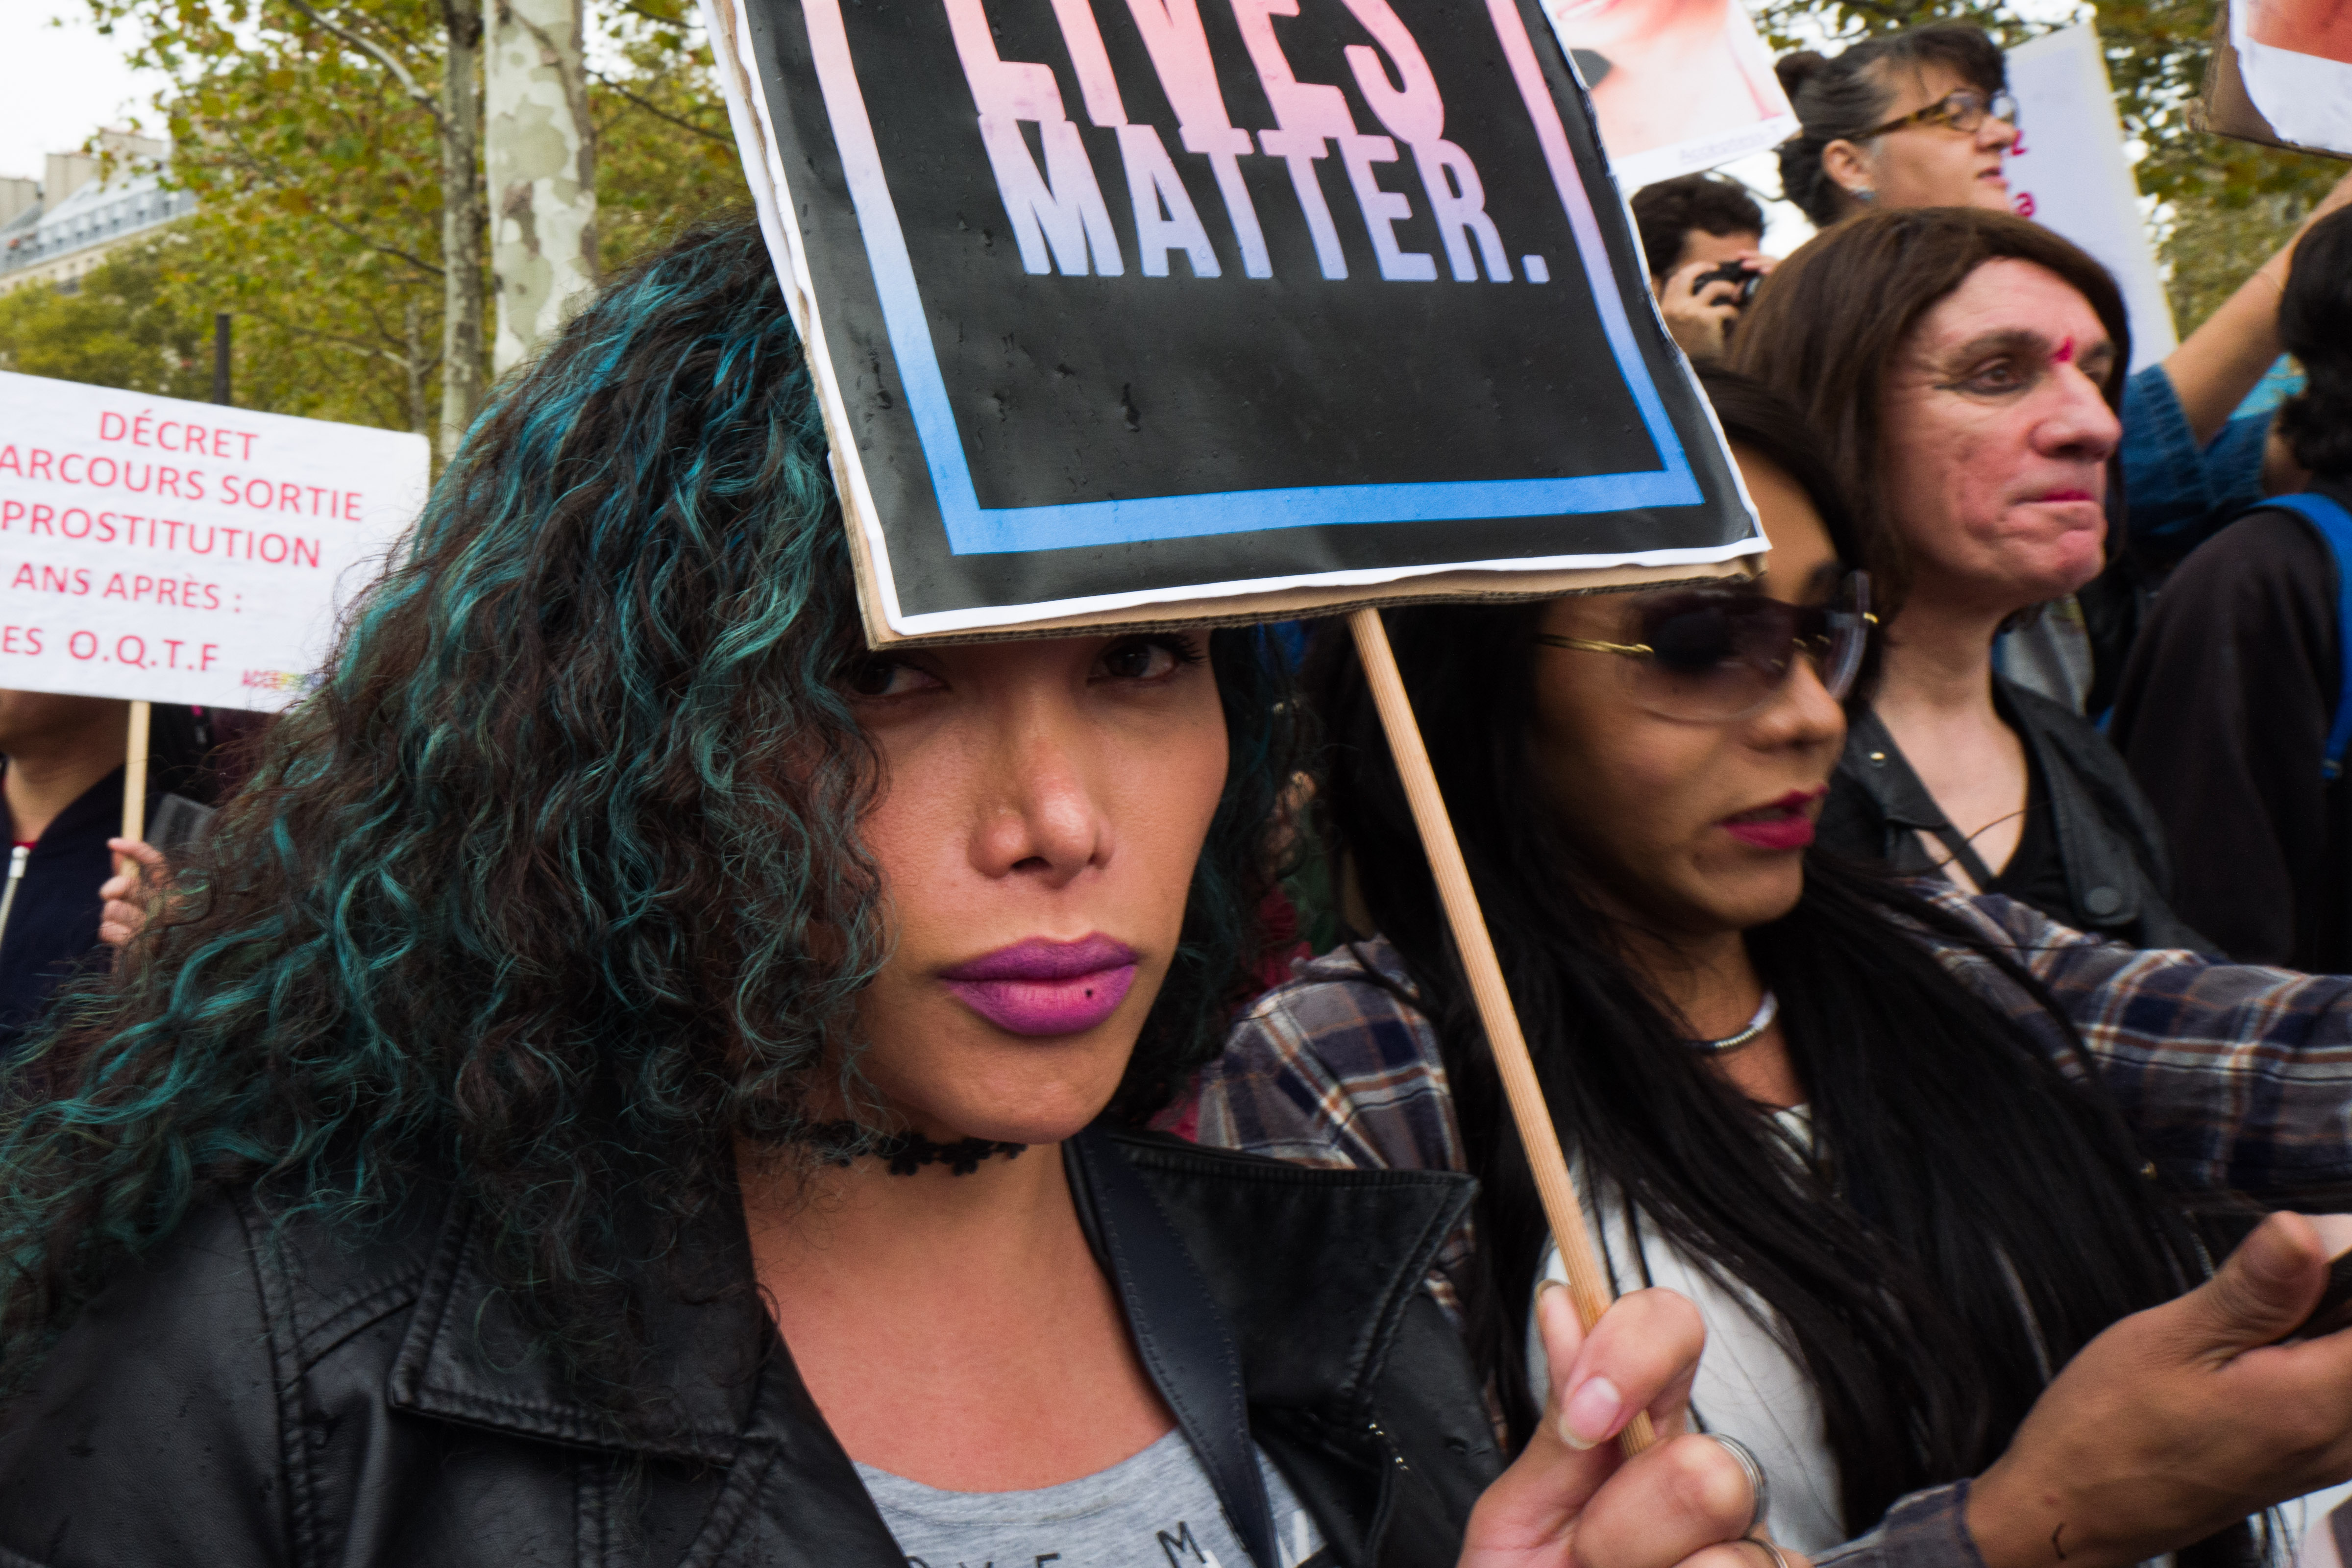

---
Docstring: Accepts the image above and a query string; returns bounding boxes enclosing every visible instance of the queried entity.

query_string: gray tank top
[855,1427,1328,1568]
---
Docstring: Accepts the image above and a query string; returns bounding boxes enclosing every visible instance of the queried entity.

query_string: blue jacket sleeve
[2121,365,2271,556]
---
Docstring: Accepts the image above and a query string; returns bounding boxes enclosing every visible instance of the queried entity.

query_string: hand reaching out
[1967,1211,2352,1568]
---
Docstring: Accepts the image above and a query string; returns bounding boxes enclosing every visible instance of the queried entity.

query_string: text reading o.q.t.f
[948,0,1528,285]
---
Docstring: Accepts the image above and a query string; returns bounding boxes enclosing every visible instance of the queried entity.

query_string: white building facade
[0,132,196,295]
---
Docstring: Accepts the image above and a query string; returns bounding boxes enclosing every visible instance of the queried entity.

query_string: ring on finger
[1702,1433,1770,1537]
[1740,1535,1791,1568]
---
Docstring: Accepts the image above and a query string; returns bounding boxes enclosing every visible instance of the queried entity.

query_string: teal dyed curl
[0,218,1298,1400]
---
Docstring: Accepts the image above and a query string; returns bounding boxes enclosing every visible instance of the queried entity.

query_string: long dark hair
[1773,24,2008,228]
[1304,381,2215,1537]
[1732,207,2130,617]
[1311,614,2206,1528]
[0,217,1296,1402]
[2278,206,2352,482]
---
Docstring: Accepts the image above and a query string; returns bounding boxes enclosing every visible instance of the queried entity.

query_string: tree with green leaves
[31,0,739,453]
[0,238,214,399]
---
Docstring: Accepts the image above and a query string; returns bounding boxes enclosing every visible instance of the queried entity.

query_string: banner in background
[2005,25,2178,375]
[1542,0,1795,192]
[0,372,427,710]
[707,0,1759,641]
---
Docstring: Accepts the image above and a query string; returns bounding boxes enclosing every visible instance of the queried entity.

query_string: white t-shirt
[1526,1106,1845,1555]
[856,1427,1329,1568]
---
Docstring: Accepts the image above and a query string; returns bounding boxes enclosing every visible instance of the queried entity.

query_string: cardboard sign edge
[861,558,1753,645]
[2194,6,2352,161]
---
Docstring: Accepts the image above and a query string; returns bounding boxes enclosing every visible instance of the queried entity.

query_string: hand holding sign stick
[1350,608,1656,1457]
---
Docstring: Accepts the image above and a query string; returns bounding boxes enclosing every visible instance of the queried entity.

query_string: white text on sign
[950,0,1536,286]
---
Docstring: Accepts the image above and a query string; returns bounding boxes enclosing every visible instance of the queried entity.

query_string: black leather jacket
[1820,681,2215,954]
[0,1128,1498,1567]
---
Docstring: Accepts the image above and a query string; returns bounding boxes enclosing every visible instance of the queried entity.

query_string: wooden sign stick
[1348,608,1657,1456]
[120,700,151,863]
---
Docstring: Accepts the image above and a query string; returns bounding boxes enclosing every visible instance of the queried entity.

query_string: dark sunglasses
[1854,88,2019,142]
[1536,572,1872,722]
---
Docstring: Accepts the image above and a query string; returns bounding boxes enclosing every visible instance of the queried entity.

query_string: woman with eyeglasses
[1195,366,2352,1568]
[1775,24,2352,596]
[1731,208,2203,948]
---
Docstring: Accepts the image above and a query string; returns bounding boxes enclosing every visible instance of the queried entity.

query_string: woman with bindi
[1776,24,2352,591]
[1732,207,2202,946]
[0,218,1780,1568]
[1199,367,2352,1565]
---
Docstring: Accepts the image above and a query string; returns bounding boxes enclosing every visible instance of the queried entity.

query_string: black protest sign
[710,0,1761,638]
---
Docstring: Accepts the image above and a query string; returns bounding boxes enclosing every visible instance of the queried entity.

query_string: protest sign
[2197,0,2352,159]
[1540,0,1796,192]
[2005,26,2178,374]
[0,372,428,710]
[705,0,1761,641]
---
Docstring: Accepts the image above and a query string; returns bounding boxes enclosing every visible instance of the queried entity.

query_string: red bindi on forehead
[2052,335,2076,365]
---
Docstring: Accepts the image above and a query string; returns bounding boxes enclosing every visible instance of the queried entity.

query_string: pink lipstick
[939,934,1139,1037]
[1722,788,1825,851]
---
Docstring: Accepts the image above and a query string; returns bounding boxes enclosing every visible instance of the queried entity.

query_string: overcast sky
[0,7,165,185]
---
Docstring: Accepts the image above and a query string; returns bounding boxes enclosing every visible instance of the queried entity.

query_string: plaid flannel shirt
[1194,885,2352,1568]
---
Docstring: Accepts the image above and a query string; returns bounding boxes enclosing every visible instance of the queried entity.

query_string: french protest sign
[706,0,1761,640]
[0,372,428,710]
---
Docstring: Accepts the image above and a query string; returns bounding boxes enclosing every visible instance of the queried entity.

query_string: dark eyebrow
[1942,329,2051,365]
[1938,328,2120,385]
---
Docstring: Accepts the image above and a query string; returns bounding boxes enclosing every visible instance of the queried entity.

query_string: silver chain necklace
[1687,990,1778,1054]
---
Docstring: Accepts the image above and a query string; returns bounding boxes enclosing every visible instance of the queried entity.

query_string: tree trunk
[404,295,429,437]
[486,0,598,374]
[439,0,487,462]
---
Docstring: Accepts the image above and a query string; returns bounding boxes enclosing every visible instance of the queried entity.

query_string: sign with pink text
[706,0,1759,640]
[0,372,428,709]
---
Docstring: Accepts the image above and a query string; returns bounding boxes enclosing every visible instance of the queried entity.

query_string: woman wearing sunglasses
[1197,368,2352,1567]
[1734,208,2203,947]
[1774,24,2352,587]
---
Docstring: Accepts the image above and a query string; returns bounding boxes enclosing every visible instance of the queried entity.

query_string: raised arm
[2160,170,2352,447]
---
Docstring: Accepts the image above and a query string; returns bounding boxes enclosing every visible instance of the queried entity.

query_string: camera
[1692,260,1760,305]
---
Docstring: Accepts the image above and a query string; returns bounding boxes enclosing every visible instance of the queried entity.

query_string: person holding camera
[1632,173,1777,362]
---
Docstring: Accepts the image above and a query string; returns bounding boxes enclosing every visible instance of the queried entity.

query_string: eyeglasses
[1536,573,1873,722]
[1853,89,2019,143]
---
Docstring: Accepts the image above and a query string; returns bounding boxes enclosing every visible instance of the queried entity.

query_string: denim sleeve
[2121,365,2272,555]
[1813,1481,1987,1568]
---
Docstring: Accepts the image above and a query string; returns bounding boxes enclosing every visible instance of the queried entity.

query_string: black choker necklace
[811,1122,1027,1176]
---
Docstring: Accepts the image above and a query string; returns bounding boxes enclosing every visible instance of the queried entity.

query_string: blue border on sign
[804,0,1701,558]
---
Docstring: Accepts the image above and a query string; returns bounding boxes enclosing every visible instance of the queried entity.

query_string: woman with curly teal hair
[0,217,1769,1568]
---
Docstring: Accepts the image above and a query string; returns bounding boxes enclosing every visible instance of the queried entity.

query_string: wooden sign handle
[1348,609,1657,1456]
[120,700,151,857]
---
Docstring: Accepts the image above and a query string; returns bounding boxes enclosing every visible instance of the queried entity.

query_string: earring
[1851,187,1877,204]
